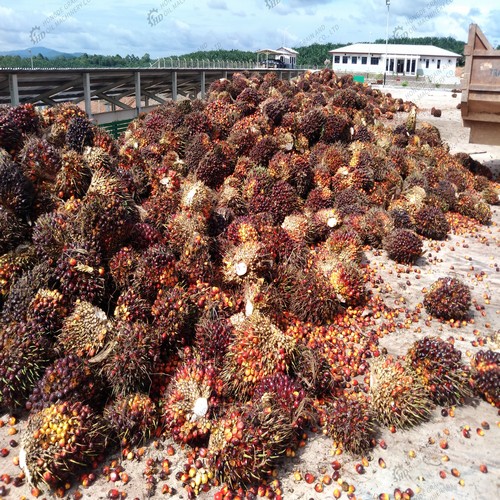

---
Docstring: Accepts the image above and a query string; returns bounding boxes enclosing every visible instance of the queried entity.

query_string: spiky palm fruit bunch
[298,107,326,144]
[114,288,150,323]
[178,231,214,284]
[26,354,103,413]
[0,110,23,153]
[100,321,161,397]
[470,350,499,408]
[5,103,40,136]
[19,137,62,187]
[480,184,500,205]
[276,263,338,324]
[209,394,296,489]
[325,259,366,306]
[249,179,301,225]
[323,227,363,264]
[26,289,68,336]
[151,284,195,345]
[104,393,158,447]
[184,132,212,171]
[253,373,310,437]
[358,207,394,248]
[20,401,109,489]
[290,343,334,397]
[414,206,450,240]
[406,337,472,406]
[0,155,35,218]
[57,300,113,359]
[131,244,178,302]
[248,136,278,167]
[281,213,314,243]
[54,240,105,304]
[0,245,37,300]
[66,116,95,153]
[161,357,220,445]
[305,186,334,211]
[194,317,234,370]
[423,277,471,321]
[222,240,272,286]
[323,393,374,455]
[0,205,28,254]
[196,141,236,189]
[83,146,115,173]
[0,321,54,409]
[262,97,288,126]
[322,113,351,143]
[383,228,423,264]
[455,190,492,224]
[235,86,261,115]
[55,149,92,199]
[179,179,216,217]
[389,208,415,231]
[369,355,433,428]
[222,312,297,399]
[108,246,138,289]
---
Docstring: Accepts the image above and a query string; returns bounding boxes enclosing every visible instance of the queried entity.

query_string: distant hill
[0,47,83,59]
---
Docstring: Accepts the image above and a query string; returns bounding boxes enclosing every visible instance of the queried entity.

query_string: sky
[0,0,499,59]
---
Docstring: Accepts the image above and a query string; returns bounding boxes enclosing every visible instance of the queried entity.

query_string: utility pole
[384,0,390,86]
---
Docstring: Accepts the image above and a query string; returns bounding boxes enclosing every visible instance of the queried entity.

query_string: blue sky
[0,0,499,58]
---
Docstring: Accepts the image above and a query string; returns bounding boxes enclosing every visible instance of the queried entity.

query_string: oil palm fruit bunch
[66,116,95,153]
[406,337,472,405]
[100,321,162,397]
[104,392,159,447]
[414,206,450,240]
[369,355,433,428]
[26,288,69,336]
[20,401,110,489]
[0,321,54,410]
[56,300,113,358]
[54,239,106,304]
[0,205,28,254]
[291,343,334,397]
[151,284,196,346]
[221,311,297,399]
[56,149,92,200]
[455,190,492,224]
[253,372,311,445]
[194,317,235,370]
[161,356,220,445]
[0,154,35,219]
[323,393,374,455]
[26,354,104,413]
[470,350,499,408]
[383,228,423,264]
[423,277,471,321]
[208,395,294,489]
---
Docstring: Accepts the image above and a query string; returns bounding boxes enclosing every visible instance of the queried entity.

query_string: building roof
[329,43,461,58]
[276,46,299,55]
[256,49,283,55]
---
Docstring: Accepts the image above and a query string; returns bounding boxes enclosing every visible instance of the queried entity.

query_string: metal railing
[149,58,317,70]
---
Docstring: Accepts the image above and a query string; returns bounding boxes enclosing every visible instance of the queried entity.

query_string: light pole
[28,48,33,69]
[384,0,390,86]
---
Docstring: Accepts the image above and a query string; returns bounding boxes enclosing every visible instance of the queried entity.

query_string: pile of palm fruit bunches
[0,68,498,498]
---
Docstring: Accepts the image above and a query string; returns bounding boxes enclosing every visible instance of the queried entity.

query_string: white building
[329,43,461,82]
[256,46,298,68]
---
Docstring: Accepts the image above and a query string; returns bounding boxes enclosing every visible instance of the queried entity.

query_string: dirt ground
[1,88,499,500]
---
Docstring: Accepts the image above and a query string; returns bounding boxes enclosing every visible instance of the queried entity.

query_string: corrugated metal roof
[277,46,299,54]
[329,43,461,58]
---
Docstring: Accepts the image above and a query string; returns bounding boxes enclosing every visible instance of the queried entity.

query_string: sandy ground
[1,88,499,500]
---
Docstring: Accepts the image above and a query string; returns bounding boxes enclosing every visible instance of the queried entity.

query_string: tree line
[0,37,471,69]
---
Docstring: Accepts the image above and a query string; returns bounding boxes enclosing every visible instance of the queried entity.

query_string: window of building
[437,59,441,69]
[425,59,429,69]
[334,55,340,63]
[448,59,451,63]
[342,55,349,64]
[351,56,357,64]
[370,57,380,65]
[361,56,367,64]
